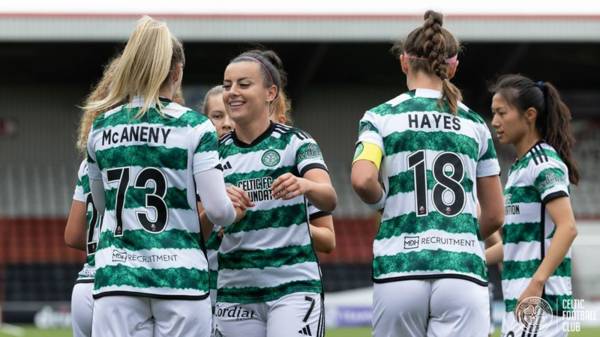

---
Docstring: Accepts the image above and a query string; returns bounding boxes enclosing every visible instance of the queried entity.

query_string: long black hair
[490,74,579,185]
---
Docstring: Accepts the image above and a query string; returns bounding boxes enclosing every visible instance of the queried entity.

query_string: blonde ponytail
[76,56,121,154]
[83,16,184,120]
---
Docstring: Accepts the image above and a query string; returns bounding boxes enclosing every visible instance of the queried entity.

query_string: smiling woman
[214,49,337,337]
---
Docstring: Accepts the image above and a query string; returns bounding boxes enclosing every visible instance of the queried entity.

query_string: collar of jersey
[232,121,275,148]
[513,139,547,165]
[128,96,173,108]
[412,88,443,99]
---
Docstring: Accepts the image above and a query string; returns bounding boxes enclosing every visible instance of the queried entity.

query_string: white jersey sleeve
[294,132,328,177]
[192,121,221,174]
[532,155,570,203]
[86,127,102,182]
[475,123,501,177]
[73,160,87,202]
[357,110,384,151]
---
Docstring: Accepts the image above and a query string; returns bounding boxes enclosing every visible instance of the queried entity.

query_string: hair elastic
[403,52,458,65]
[536,81,545,92]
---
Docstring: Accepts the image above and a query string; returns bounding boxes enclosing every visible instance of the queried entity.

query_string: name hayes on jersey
[408,113,461,131]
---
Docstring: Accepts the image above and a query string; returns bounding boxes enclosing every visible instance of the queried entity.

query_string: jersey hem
[309,211,331,221]
[372,273,488,287]
[93,291,210,300]
[75,279,95,284]
[299,163,328,177]
[542,191,568,204]
[216,290,322,305]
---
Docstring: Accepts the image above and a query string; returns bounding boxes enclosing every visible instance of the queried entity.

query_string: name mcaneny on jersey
[102,126,171,146]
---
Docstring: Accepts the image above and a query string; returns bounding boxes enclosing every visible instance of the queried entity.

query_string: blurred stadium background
[0,1,599,336]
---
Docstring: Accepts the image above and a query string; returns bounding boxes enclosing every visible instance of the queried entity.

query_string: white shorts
[92,295,212,337]
[501,311,567,337]
[373,278,490,337]
[214,292,323,337]
[71,282,94,337]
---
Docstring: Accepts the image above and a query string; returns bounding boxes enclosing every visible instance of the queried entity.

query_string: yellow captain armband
[352,141,383,170]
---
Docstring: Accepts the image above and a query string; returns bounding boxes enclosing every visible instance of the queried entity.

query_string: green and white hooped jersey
[357,89,500,286]
[502,142,572,315]
[206,225,222,307]
[87,97,220,299]
[72,160,102,283]
[217,122,327,304]
[206,203,331,305]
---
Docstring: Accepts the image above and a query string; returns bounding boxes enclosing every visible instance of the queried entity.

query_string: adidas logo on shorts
[298,324,312,336]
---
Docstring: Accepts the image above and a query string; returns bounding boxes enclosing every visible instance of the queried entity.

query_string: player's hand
[515,278,544,321]
[227,185,254,210]
[271,173,308,200]
[234,205,247,222]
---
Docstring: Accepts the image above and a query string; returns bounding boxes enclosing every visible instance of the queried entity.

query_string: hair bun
[258,50,288,88]
[258,50,284,71]
[424,10,443,26]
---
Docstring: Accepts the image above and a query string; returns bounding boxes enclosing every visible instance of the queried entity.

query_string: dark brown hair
[391,10,462,113]
[230,49,290,119]
[490,74,579,184]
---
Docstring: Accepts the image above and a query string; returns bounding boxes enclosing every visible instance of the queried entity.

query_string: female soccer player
[351,10,504,337]
[200,85,235,318]
[64,159,101,337]
[488,74,578,337]
[214,49,336,337]
[269,94,336,254]
[85,16,243,337]
[64,55,121,337]
[203,85,235,138]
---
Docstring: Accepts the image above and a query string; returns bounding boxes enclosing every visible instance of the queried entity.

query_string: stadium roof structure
[1,1,600,42]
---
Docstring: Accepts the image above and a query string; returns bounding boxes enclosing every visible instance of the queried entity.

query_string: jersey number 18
[407,150,466,217]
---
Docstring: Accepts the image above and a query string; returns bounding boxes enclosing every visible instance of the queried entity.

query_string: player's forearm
[485,241,503,266]
[533,223,577,284]
[199,211,214,241]
[64,201,88,251]
[194,169,236,227]
[310,224,336,253]
[351,161,383,205]
[304,180,337,213]
[476,176,504,239]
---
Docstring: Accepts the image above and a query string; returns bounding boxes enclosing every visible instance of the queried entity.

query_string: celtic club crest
[515,296,555,334]
[261,150,280,167]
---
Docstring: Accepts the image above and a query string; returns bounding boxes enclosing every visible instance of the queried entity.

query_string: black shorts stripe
[93,290,210,301]
[373,273,488,287]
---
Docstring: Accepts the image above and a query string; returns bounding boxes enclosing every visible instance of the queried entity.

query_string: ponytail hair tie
[536,81,545,93]
[535,80,547,116]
